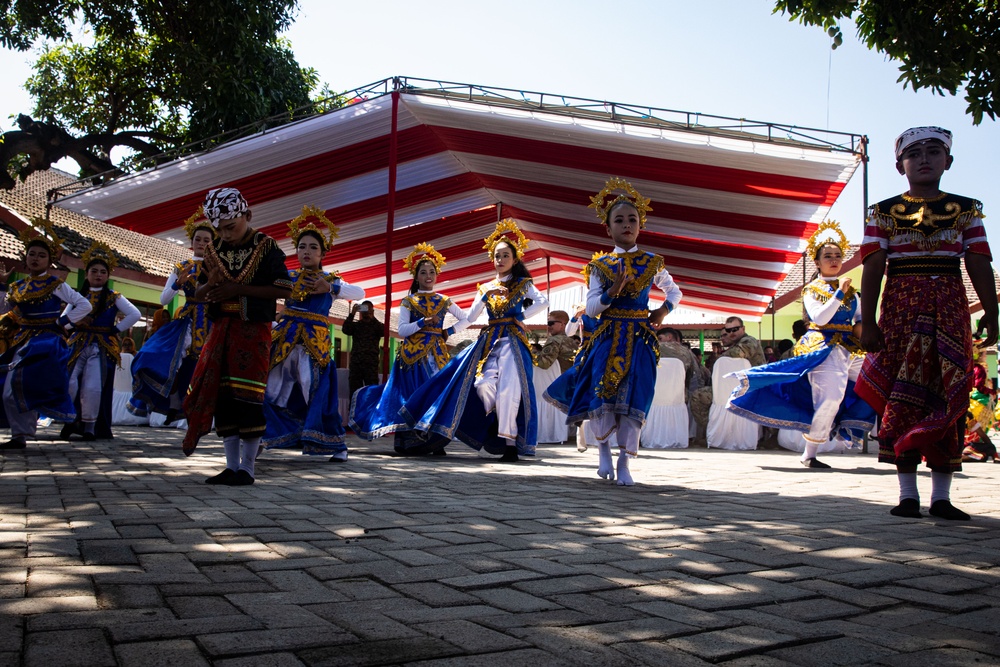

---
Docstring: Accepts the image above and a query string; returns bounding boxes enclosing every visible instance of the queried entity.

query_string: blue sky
[3,0,998,245]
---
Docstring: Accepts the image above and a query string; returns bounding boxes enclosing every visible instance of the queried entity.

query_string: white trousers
[265,346,313,407]
[805,346,863,443]
[590,412,641,457]
[474,339,521,440]
[67,343,104,423]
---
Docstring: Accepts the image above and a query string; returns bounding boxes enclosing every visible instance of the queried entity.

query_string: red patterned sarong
[182,318,272,455]
[856,274,972,472]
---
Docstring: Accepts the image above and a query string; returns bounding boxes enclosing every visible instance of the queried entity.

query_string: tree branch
[2,115,180,190]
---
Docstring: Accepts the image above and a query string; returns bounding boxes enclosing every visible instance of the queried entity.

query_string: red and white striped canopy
[56,84,862,318]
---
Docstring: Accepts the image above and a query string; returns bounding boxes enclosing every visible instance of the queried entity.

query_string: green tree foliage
[774,1,1000,124]
[0,0,329,189]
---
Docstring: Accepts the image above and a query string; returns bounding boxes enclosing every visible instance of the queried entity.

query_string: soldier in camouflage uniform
[535,310,578,373]
[343,301,383,399]
[690,317,766,438]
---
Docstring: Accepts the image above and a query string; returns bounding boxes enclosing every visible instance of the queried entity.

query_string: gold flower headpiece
[403,242,446,276]
[183,206,215,240]
[287,205,339,251]
[484,218,530,260]
[19,217,64,259]
[806,220,850,260]
[81,240,119,272]
[588,177,652,228]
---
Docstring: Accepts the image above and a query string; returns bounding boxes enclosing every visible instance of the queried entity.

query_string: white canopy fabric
[55,84,863,318]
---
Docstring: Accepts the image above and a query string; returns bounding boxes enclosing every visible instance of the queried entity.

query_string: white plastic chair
[337,367,351,422]
[578,420,617,449]
[707,357,759,450]
[533,362,568,444]
[777,429,851,454]
[641,357,688,448]
[112,352,147,426]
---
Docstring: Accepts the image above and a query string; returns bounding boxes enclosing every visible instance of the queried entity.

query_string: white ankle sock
[801,439,820,461]
[616,449,634,486]
[597,441,614,480]
[223,435,240,471]
[930,471,952,504]
[239,437,260,477]
[898,471,919,503]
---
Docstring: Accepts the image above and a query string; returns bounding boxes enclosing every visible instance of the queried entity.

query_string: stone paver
[1,425,999,665]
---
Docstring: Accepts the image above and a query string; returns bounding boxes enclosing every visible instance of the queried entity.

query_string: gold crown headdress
[19,217,64,259]
[484,218,530,260]
[403,242,446,276]
[805,220,850,260]
[287,205,339,251]
[588,177,652,228]
[183,206,215,240]
[81,240,119,272]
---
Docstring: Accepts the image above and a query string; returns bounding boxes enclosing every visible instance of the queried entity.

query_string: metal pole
[771,297,775,343]
[861,135,869,221]
[860,135,871,455]
[381,87,400,380]
[546,256,551,311]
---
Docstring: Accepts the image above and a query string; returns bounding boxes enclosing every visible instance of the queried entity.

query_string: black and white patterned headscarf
[894,126,952,159]
[203,188,249,227]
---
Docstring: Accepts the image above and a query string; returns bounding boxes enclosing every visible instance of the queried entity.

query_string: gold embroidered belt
[887,256,960,277]
[482,317,518,332]
[12,314,59,329]
[176,301,207,318]
[808,323,853,332]
[600,307,649,321]
[75,325,117,334]
[220,301,242,315]
[281,310,330,325]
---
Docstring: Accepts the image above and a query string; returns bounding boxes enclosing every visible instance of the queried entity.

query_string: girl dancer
[350,243,469,452]
[401,219,547,461]
[262,205,364,461]
[0,222,92,449]
[62,241,142,440]
[545,178,681,485]
[727,221,876,467]
[130,208,215,422]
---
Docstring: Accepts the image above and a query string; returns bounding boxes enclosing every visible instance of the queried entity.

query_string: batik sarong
[182,317,271,454]
[856,273,972,472]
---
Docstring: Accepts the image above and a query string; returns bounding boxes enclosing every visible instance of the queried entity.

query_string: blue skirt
[400,337,537,456]
[130,317,193,415]
[545,323,657,426]
[727,347,876,441]
[350,356,432,440]
[0,332,76,425]
[262,356,346,455]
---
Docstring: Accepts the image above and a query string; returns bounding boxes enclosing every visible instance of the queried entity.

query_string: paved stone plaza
[1,426,999,666]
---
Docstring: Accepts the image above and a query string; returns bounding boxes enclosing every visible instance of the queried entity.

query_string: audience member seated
[690,316,766,444]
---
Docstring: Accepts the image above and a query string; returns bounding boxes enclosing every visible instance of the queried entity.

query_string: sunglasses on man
[722,325,742,334]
